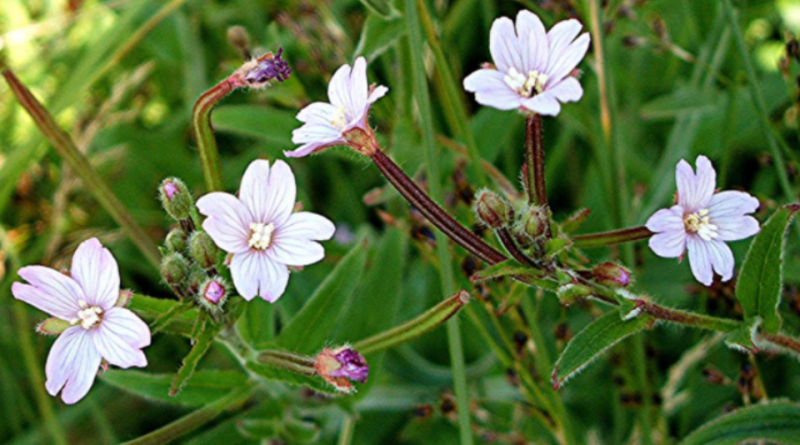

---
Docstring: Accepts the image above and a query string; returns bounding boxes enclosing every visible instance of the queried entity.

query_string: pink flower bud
[592,262,632,288]
[314,346,369,393]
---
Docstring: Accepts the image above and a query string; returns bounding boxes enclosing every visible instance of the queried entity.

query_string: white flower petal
[516,10,549,73]
[686,236,714,286]
[261,160,297,227]
[70,238,120,310]
[676,156,716,211]
[230,251,289,302]
[296,102,337,125]
[646,205,685,232]
[547,19,583,65]
[648,229,686,258]
[521,91,561,116]
[277,212,336,241]
[547,77,583,103]
[14,267,83,320]
[196,192,252,254]
[707,239,735,282]
[368,85,388,104]
[93,307,150,368]
[239,159,271,225]
[348,57,369,116]
[545,33,590,84]
[463,69,522,110]
[328,62,353,110]
[46,326,101,405]
[489,17,522,73]
[291,122,344,144]
[269,238,326,267]
[707,191,760,218]
[715,215,760,242]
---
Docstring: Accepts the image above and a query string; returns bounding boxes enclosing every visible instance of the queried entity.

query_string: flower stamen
[504,68,548,97]
[249,222,276,250]
[684,209,718,241]
[74,300,103,330]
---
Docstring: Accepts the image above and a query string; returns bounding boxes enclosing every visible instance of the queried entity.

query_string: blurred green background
[2,0,800,443]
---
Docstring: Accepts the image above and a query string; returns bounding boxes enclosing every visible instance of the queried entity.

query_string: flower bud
[314,346,369,393]
[519,205,548,239]
[556,283,593,306]
[592,262,632,288]
[159,178,193,221]
[243,48,292,87]
[198,277,227,311]
[474,190,512,229]
[165,228,188,253]
[160,253,189,287]
[189,231,218,270]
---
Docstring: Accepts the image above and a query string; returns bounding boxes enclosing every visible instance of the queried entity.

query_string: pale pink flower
[287,57,388,158]
[11,238,150,404]
[646,156,760,286]
[463,10,590,116]
[196,159,335,301]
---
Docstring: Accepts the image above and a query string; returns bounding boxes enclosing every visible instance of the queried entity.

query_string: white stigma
[503,68,548,97]
[330,105,348,131]
[684,209,719,241]
[249,222,276,250]
[73,300,103,330]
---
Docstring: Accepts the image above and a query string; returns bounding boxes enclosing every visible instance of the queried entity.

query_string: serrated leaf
[102,370,249,407]
[552,310,651,389]
[276,240,368,354]
[354,13,407,61]
[678,400,800,445]
[736,204,798,334]
[171,321,220,396]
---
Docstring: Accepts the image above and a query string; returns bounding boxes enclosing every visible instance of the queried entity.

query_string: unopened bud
[160,253,189,286]
[592,262,632,288]
[474,190,511,229]
[242,48,292,87]
[198,277,227,310]
[159,178,193,221]
[314,346,369,393]
[519,205,547,239]
[165,228,188,253]
[556,283,593,306]
[189,231,219,269]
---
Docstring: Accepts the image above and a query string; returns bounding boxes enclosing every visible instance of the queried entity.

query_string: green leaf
[102,370,248,407]
[237,419,280,439]
[211,105,296,148]
[552,310,651,389]
[129,294,197,337]
[276,239,368,354]
[678,401,800,445]
[245,361,338,395]
[237,298,275,350]
[641,86,723,120]
[724,317,761,354]
[358,0,399,19]
[736,204,799,334]
[470,259,542,283]
[170,320,220,397]
[354,13,407,62]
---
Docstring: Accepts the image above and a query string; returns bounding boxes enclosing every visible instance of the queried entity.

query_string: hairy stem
[192,79,234,192]
[573,226,654,248]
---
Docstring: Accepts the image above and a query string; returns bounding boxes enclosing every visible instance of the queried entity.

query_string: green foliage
[102,370,249,407]
[678,401,800,445]
[736,205,798,334]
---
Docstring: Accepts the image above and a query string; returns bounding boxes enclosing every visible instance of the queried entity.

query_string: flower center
[73,300,103,330]
[684,209,718,241]
[249,222,276,250]
[330,105,348,130]
[504,68,548,97]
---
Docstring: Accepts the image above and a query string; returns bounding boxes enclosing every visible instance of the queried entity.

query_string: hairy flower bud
[474,190,512,229]
[519,205,548,239]
[242,48,292,88]
[556,283,593,306]
[592,262,632,288]
[189,231,218,270]
[198,277,227,311]
[159,178,193,221]
[314,346,369,393]
[165,228,188,253]
[160,253,189,287]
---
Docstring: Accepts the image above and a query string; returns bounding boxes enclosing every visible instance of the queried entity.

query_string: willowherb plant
[3,2,800,444]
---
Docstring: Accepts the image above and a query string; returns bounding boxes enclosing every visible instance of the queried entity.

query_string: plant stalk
[573,226,654,248]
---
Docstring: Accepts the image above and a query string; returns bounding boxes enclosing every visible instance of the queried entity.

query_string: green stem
[337,415,356,445]
[573,226,654,248]
[638,301,739,333]
[257,350,317,375]
[721,0,800,239]
[121,383,254,445]
[404,2,473,443]
[354,291,470,355]
[2,69,160,268]
[192,79,232,192]
[415,0,487,187]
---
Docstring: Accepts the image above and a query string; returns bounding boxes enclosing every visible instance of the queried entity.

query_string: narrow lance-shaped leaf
[735,204,799,334]
[102,370,249,408]
[678,400,800,445]
[276,239,368,354]
[170,320,220,396]
[552,310,651,389]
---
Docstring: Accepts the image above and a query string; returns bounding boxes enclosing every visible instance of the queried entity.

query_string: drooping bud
[243,48,292,87]
[160,253,189,287]
[314,346,369,393]
[592,262,632,288]
[474,190,512,229]
[519,205,548,239]
[159,177,193,221]
[189,231,219,269]
[198,277,227,311]
[165,228,188,253]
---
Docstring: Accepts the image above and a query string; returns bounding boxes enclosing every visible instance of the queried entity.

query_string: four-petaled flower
[11,238,151,404]
[463,10,590,116]
[646,156,760,286]
[287,57,388,158]
[197,159,335,301]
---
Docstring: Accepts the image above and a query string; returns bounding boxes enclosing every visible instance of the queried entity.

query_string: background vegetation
[1,0,800,444]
